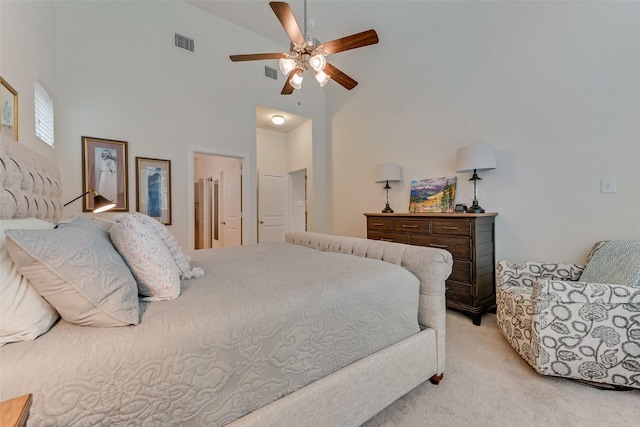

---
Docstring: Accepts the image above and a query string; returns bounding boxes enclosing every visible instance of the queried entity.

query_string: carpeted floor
[363,310,639,427]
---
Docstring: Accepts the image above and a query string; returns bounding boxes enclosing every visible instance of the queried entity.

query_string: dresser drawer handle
[401,225,419,229]
[380,238,395,242]
[429,244,449,249]
[373,222,385,226]
[442,226,459,230]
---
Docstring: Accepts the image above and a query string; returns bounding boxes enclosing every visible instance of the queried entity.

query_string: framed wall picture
[82,136,129,212]
[1,77,18,141]
[136,157,171,225]
[409,176,457,213]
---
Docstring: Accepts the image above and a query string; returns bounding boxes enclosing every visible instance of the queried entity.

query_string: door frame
[187,145,256,250]
[289,167,307,232]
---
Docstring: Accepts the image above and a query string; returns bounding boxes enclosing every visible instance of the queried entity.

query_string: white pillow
[110,215,181,301]
[0,218,59,346]
[117,213,204,279]
[5,216,140,326]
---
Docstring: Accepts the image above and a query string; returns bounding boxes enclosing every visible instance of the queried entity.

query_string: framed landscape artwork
[136,157,172,225]
[1,77,18,141]
[82,136,129,212]
[409,176,457,213]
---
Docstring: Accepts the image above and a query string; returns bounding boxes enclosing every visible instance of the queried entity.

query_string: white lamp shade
[315,70,330,87]
[279,58,296,75]
[374,162,402,183]
[455,144,497,173]
[290,71,303,89]
[309,54,326,72]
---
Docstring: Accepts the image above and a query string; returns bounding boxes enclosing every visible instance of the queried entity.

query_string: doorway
[289,168,307,232]
[256,105,312,242]
[193,153,242,250]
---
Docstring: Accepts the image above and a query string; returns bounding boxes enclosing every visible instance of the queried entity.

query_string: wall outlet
[601,177,617,193]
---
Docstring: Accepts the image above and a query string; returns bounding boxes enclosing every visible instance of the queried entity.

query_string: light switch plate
[601,177,617,193]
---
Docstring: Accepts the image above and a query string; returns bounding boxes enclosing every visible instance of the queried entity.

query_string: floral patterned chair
[496,240,640,389]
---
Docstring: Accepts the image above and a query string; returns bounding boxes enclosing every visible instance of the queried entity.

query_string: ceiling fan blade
[324,63,358,90]
[230,53,288,62]
[281,71,295,95]
[270,2,305,45]
[321,29,379,55]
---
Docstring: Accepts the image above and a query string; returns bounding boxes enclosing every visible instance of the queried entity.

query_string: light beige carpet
[363,310,639,427]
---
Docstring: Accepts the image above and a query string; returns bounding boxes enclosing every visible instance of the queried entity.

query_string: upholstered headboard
[0,134,63,221]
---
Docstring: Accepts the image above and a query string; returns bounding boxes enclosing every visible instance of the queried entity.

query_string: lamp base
[381,203,394,213]
[465,202,485,214]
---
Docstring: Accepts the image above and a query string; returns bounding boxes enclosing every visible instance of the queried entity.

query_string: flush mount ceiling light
[271,115,285,125]
[230,1,379,95]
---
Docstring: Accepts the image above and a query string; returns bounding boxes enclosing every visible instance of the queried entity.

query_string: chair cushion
[579,240,640,287]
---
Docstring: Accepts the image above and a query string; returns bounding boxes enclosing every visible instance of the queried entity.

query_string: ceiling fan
[229,1,379,95]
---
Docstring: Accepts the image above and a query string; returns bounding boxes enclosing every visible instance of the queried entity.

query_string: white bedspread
[0,242,421,426]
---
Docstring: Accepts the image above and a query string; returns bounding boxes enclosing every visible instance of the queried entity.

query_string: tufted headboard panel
[0,134,63,221]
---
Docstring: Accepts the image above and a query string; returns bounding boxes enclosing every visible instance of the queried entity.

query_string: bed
[0,134,453,426]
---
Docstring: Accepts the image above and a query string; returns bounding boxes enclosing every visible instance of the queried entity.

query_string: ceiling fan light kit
[290,72,304,89]
[315,70,330,87]
[230,1,379,95]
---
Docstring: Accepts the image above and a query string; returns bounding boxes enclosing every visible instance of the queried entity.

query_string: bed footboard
[285,231,452,375]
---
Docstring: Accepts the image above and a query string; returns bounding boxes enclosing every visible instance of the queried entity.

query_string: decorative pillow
[585,240,609,264]
[5,216,139,326]
[579,240,640,287]
[110,215,181,301]
[0,218,59,346]
[116,213,204,279]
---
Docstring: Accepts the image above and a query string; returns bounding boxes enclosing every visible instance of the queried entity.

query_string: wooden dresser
[365,212,497,325]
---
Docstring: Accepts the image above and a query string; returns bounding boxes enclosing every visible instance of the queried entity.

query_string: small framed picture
[82,136,129,212]
[1,77,18,141]
[136,157,171,225]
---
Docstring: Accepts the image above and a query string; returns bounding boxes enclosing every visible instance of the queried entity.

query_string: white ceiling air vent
[174,33,194,52]
[264,66,278,81]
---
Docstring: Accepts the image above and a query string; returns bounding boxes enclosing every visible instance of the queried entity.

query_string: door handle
[221,221,226,225]
[259,221,264,224]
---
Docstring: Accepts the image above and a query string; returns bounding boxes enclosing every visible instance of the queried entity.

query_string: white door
[258,170,288,243]
[221,164,242,247]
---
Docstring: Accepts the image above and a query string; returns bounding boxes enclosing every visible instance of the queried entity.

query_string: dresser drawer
[367,217,391,231]
[449,260,472,283]
[409,235,472,260]
[446,281,473,305]
[367,231,410,244]
[432,220,471,237]
[365,212,497,326]
[391,219,430,234]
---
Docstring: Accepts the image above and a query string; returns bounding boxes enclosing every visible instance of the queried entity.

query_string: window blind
[34,80,54,147]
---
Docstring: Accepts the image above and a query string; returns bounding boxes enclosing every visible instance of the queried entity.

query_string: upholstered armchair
[496,241,640,389]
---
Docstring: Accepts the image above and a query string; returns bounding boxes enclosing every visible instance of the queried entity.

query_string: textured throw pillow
[0,218,59,346]
[116,212,204,279]
[579,240,640,287]
[5,216,139,326]
[110,215,181,301]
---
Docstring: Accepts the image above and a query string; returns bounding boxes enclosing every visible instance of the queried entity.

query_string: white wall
[327,1,640,264]
[195,153,239,184]
[0,0,57,159]
[51,0,329,248]
[257,128,287,172]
